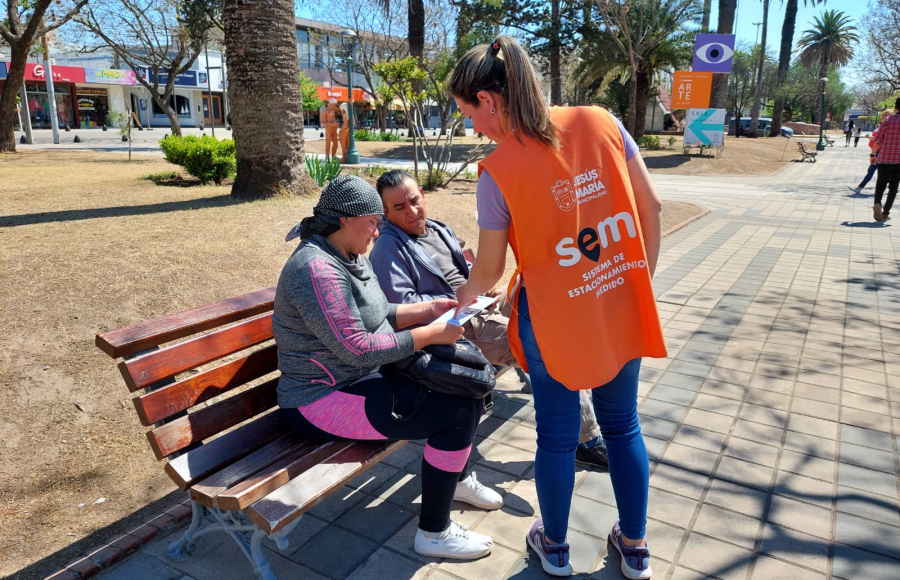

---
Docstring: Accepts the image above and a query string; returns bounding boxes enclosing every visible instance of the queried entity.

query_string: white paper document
[431,296,497,326]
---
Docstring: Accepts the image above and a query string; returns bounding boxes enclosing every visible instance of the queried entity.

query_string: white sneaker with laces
[414,520,493,559]
[454,472,504,509]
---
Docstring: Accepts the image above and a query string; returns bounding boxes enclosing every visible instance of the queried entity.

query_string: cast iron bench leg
[166,500,302,580]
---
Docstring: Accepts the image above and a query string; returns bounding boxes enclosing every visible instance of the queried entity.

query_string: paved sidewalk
[95,145,900,580]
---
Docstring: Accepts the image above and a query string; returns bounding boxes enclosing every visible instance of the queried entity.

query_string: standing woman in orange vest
[448,37,667,579]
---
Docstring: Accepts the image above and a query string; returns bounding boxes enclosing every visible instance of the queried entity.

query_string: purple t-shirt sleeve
[475,114,638,231]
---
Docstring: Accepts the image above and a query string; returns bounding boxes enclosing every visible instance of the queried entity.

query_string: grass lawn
[0,150,703,578]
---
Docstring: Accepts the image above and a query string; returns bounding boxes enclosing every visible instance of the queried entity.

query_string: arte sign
[83,68,137,85]
[671,72,712,108]
[24,63,85,83]
[684,108,726,146]
[692,34,736,73]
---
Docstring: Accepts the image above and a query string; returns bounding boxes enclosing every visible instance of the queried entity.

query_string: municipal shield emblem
[551,179,577,212]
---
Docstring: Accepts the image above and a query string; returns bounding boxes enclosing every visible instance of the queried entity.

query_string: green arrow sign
[688,109,721,145]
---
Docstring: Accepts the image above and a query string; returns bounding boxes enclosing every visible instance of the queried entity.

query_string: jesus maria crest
[551,179,577,212]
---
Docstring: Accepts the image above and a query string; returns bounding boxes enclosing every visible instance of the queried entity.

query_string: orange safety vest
[479,106,667,390]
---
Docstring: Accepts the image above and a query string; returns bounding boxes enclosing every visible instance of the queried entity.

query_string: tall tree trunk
[163,106,182,136]
[748,0,769,138]
[769,0,798,137]
[701,0,712,32]
[408,0,426,61]
[549,0,562,105]
[626,63,638,137]
[710,0,738,110]
[224,0,308,198]
[632,67,652,140]
[0,40,30,152]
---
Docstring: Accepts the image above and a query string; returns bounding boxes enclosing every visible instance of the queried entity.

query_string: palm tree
[769,0,825,137]
[797,10,860,121]
[748,0,771,137]
[223,0,310,198]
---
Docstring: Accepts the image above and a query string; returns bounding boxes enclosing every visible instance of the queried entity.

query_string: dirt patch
[0,150,704,579]
[308,133,801,176]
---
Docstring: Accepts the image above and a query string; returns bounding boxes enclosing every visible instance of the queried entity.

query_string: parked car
[729,117,793,138]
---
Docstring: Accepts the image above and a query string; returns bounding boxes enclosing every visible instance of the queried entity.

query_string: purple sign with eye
[692,34,736,73]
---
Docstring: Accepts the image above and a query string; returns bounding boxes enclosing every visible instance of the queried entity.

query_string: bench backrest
[96,287,289,490]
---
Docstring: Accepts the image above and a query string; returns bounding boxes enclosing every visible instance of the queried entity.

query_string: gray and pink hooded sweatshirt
[272,234,415,408]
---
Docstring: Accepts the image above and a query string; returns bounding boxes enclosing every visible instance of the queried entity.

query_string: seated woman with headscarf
[274,176,502,560]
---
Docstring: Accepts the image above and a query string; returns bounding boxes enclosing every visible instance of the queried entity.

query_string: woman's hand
[427,298,458,319]
[454,283,479,319]
[410,322,464,349]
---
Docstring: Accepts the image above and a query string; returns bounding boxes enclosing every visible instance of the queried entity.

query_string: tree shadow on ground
[641,155,691,170]
[0,195,243,228]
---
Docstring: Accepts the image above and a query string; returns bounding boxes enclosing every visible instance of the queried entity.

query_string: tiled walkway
[97,144,900,580]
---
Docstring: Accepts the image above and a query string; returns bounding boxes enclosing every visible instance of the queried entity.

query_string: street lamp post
[816,77,828,151]
[340,29,360,165]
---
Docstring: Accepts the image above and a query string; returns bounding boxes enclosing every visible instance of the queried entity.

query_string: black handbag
[383,337,496,421]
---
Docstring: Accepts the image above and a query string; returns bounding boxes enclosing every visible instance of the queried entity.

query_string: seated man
[370,169,608,470]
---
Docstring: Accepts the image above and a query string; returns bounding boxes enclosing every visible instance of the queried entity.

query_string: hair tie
[491,40,500,53]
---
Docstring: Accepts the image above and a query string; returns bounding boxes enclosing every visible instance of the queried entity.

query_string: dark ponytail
[447,36,559,149]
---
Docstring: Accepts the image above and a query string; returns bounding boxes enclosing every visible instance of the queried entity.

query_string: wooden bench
[798,141,818,162]
[95,288,407,580]
[824,134,835,147]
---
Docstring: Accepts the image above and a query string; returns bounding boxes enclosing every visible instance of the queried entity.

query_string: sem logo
[556,212,638,266]
[551,179,576,212]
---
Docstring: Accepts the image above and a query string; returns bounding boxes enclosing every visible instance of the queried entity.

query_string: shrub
[141,171,183,183]
[305,156,342,186]
[378,131,402,142]
[667,135,677,149]
[637,135,661,150]
[159,135,235,185]
[363,165,389,178]
[355,129,403,142]
[418,169,447,190]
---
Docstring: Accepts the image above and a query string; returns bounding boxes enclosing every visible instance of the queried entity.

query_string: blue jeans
[518,289,649,543]
[859,162,878,189]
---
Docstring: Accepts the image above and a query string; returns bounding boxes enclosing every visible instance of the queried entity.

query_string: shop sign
[136,66,207,87]
[83,67,137,85]
[0,62,7,80]
[77,88,109,96]
[316,86,370,102]
[24,63,85,83]
[671,71,712,109]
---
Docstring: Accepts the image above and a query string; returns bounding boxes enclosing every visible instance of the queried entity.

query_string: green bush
[305,156,342,186]
[637,135,661,150]
[159,135,235,185]
[667,135,677,149]
[354,129,402,142]
[418,169,447,190]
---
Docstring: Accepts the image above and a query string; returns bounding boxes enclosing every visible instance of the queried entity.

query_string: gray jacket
[370,218,470,304]
[272,234,415,408]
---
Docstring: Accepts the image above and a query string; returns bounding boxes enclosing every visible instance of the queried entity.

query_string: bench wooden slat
[164,410,289,490]
[96,287,276,359]
[148,379,279,460]
[188,434,327,507]
[119,313,274,392]
[210,441,354,511]
[134,345,278,426]
[247,440,406,534]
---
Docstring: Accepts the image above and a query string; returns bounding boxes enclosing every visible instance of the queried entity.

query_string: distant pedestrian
[853,125,862,147]
[845,120,854,147]
[850,110,892,194]
[872,100,900,222]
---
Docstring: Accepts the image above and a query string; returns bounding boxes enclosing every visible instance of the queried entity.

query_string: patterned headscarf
[286,175,384,241]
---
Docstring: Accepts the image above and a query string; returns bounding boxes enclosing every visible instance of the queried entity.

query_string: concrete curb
[43,499,193,580]
[662,204,711,238]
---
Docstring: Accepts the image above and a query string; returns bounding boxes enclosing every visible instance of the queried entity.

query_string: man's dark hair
[376,169,415,196]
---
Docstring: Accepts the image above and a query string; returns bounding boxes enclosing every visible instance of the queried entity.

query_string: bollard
[138,126,143,131]
[122,134,128,142]
[320,132,324,138]
[20,135,26,144]
[102,125,108,131]
[74,135,81,143]
[64,124,71,132]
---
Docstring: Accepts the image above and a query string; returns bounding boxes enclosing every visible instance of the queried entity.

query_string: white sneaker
[454,472,503,509]
[848,186,862,194]
[414,520,493,559]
